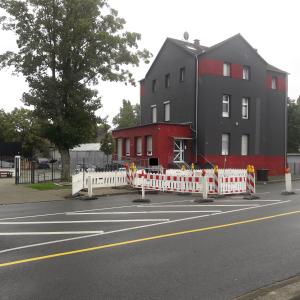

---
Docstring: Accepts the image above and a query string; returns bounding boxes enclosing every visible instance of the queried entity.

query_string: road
[0,180,300,299]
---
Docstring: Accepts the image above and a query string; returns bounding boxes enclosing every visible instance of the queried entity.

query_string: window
[179,67,185,82]
[125,138,130,156]
[242,97,249,119]
[222,95,230,118]
[117,138,122,159]
[223,63,231,77]
[164,101,170,121]
[152,79,157,92]
[221,134,230,155]
[241,135,249,156]
[151,105,157,123]
[165,74,170,88]
[136,137,142,156]
[146,136,153,156]
[272,76,277,89]
[243,66,250,80]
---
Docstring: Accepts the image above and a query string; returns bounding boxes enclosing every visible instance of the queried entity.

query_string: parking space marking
[0,231,104,236]
[66,210,222,215]
[0,219,170,224]
[0,200,290,255]
[1,208,299,268]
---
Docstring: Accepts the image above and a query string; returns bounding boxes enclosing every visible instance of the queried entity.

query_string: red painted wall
[112,124,192,168]
[266,74,287,91]
[198,59,223,76]
[231,63,243,79]
[199,155,285,176]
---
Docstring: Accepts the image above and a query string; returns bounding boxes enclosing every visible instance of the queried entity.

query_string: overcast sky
[0,0,299,124]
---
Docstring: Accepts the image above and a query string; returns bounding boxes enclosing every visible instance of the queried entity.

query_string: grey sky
[0,0,299,124]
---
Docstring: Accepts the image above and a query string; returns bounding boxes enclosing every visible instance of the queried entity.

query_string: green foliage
[0,108,50,157]
[0,0,151,179]
[100,120,113,160]
[26,182,70,190]
[288,96,300,153]
[112,99,140,129]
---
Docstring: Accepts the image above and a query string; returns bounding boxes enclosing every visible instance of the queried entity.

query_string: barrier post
[282,167,295,195]
[141,169,145,200]
[202,169,208,200]
[244,165,259,199]
[88,175,93,198]
[214,165,219,195]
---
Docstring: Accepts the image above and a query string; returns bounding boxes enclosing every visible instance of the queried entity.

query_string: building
[112,34,288,175]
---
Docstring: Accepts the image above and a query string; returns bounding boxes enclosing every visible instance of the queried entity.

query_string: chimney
[194,39,200,46]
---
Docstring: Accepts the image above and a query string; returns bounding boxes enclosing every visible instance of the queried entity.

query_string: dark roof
[267,63,288,74]
[168,38,208,55]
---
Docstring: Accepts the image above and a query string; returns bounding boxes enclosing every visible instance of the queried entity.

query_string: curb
[235,275,300,300]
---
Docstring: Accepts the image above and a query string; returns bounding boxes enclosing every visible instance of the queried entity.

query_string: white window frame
[151,105,157,123]
[243,66,250,80]
[222,95,230,118]
[242,97,249,119]
[117,138,122,160]
[222,134,230,155]
[136,137,142,156]
[125,138,130,156]
[272,77,277,89]
[223,63,231,77]
[146,136,153,156]
[164,101,170,122]
[241,135,249,156]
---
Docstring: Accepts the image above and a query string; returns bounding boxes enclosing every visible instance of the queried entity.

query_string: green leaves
[288,96,300,153]
[112,99,140,129]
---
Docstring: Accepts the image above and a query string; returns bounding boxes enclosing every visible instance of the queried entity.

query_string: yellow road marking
[1,210,300,268]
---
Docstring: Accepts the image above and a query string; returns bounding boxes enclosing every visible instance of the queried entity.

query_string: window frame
[146,136,153,156]
[223,62,231,77]
[164,101,170,122]
[272,76,277,89]
[165,73,170,88]
[152,79,157,93]
[125,138,130,156]
[242,97,249,119]
[221,133,230,155]
[151,105,157,123]
[241,134,249,156]
[222,94,230,118]
[243,66,250,80]
[136,137,142,156]
[179,67,185,82]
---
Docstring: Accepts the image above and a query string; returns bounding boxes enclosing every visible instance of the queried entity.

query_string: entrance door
[173,139,184,163]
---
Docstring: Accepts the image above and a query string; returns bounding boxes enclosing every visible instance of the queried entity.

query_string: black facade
[140,34,287,167]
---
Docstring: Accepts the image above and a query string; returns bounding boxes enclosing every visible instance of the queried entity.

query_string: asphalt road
[0,180,300,300]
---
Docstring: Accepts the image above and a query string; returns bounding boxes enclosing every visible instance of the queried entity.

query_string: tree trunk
[60,148,71,182]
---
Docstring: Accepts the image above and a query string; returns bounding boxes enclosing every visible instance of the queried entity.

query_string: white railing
[0,168,15,177]
[71,171,127,195]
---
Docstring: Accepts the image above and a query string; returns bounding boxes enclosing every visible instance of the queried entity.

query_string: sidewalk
[235,275,300,299]
[0,178,136,205]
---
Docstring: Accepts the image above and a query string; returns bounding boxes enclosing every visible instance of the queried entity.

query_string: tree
[112,99,140,129]
[0,0,151,180]
[287,96,300,153]
[100,120,113,164]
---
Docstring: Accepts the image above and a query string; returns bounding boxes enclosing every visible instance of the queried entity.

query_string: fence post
[88,175,93,198]
[202,169,208,200]
[214,165,219,195]
[282,167,295,195]
[31,160,35,184]
[141,170,145,200]
[14,155,20,184]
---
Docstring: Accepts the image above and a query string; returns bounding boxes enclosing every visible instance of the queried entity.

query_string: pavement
[0,178,136,205]
[0,179,300,300]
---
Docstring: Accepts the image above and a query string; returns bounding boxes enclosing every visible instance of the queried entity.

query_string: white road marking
[0,219,170,224]
[0,231,104,236]
[255,192,271,195]
[66,211,222,215]
[219,199,282,202]
[0,199,193,222]
[0,200,290,254]
[137,205,259,207]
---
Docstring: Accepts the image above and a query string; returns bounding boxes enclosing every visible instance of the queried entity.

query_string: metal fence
[15,156,61,184]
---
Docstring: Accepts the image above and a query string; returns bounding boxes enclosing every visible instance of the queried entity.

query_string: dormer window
[223,63,231,77]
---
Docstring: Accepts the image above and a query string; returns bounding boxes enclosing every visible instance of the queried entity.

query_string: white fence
[72,168,250,197]
[72,171,127,195]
